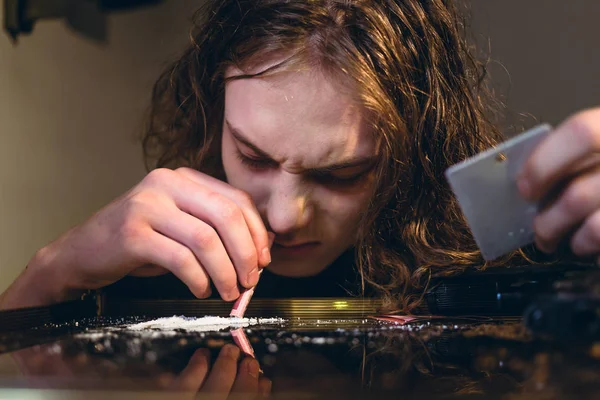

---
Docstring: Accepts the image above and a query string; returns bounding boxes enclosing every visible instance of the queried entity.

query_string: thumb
[267,232,275,249]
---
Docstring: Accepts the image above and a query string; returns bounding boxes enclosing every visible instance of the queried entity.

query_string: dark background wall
[1,0,599,292]
[468,0,600,126]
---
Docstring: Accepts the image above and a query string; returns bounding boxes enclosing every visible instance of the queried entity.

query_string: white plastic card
[445,124,552,260]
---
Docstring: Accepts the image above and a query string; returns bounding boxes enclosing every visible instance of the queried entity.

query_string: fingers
[127,167,268,300]
[168,346,268,399]
[570,210,600,257]
[534,167,600,253]
[173,348,211,392]
[128,264,170,277]
[230,357,261,394]
[519,108,600,202]
[149,168,263,290]
[151,207,239,301]
[176,345,266,399]
[200,344,240,399]
[175,167,272,268]
[136,229,212,299]
[258,377,273,398]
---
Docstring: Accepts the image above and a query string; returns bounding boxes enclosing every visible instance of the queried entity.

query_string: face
[221,64,378,277]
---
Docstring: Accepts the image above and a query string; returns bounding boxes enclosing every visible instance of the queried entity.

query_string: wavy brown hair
[142,0,532,311]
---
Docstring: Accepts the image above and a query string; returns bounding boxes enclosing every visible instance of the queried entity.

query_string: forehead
[224,66,375,168]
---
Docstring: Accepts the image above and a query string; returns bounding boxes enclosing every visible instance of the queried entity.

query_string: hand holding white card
[445,124,552,260]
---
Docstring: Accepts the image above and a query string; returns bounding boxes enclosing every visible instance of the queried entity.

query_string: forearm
[0,250,83,311]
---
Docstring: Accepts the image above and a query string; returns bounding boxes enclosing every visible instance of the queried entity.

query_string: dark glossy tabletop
[3,262,600,399]
[1,311,600,400]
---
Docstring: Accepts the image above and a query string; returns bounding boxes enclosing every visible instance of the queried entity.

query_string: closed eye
[236,149,372,187]
[235,151,278,170]
[310,171,368,186]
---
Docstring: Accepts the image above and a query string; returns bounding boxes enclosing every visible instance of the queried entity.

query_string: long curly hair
[142,0,529,312]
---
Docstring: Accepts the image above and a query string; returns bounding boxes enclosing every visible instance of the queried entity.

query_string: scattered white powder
[125,316,285,333]
[73,331,118,340]
[73,316,286,340]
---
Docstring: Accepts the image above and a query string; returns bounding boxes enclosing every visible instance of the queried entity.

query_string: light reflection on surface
[1,317,600,398]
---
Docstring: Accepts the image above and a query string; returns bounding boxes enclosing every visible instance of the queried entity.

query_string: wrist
[0,246,84,310]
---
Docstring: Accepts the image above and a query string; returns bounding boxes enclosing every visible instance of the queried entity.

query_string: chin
[267,259,329,278]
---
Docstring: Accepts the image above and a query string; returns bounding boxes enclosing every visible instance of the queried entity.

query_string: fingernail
[248,267,259,286]
[261,247,271,266]
[199,348,211,358]
[247,359,260,378]
[223,344,240,359]
[192,348,210,361]
[260,378,272,396]
[157,373,175,388]
[517,176,532,200]
[226,287,240,301]
[200,286,212,299]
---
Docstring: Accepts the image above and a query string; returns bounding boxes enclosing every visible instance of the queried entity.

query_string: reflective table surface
[2,308,600,400]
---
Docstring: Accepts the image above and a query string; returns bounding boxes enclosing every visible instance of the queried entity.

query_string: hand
[2,167,272,309]
[164,345,272,399]
[10,344,122,388]
[518,107,600,260]
[10,342,271,398]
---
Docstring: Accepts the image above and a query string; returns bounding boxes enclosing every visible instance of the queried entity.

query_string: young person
[2,0,600,313]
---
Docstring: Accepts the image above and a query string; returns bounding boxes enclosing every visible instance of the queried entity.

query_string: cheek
[327,175,376,215]
[316,176,376,242]
[314,191,371,248]
[317,187,373,227]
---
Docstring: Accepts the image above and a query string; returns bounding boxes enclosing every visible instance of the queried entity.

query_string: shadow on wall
[4,0,163,42]
[0,0,205,293]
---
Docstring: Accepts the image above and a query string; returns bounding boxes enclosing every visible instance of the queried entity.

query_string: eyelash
[236,151,277,170]
[235,151,365,186]
[312,173,364,186]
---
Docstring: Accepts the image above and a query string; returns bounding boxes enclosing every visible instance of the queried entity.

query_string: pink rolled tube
[230,269,263,318]
[231,327,255,358]
[230,232,273,318]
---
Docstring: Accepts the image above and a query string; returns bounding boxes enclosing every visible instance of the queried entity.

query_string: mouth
[275,241,319,247]
[272,241,321,255]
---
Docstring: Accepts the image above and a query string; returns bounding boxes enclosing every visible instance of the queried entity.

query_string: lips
[272,241,321,255]
[274,241,319,248]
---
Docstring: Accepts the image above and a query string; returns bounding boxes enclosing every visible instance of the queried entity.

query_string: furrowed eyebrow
[226,120,377,174]
[227,120,273,159]
[306,157,377,174]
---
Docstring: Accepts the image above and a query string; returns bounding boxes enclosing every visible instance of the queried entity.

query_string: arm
[1,167,270,311]
[0,249,82,311]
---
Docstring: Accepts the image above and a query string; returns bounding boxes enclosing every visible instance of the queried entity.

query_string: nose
[265,172,313,236]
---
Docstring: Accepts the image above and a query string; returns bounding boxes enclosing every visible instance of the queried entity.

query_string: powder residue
[125,316,284,333]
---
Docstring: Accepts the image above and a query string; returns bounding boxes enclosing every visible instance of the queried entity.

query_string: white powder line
[125,316,285,333]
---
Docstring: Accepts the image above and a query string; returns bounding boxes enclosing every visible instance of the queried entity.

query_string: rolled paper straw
[231,327,255,358]
[230,269,263,318]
